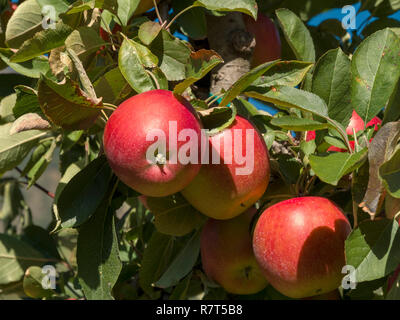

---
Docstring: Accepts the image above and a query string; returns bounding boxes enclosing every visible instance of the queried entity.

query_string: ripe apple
[181,115,270,220]
[243,13,281,67]
[306,110,382,152]
[201,207,268,295]
[253,196,351,299]
[103,89,203,197]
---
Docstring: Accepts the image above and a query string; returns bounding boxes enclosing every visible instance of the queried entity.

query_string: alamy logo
[145,121,255,175]
[41,265,57,290]
[42,5,57,30]
[342,5,357,30]
[341,265,357,290]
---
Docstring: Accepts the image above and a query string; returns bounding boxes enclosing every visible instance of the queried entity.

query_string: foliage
[0,0,399,301]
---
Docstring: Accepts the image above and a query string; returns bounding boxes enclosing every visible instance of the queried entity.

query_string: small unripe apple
[243,13,281,67]
[201,207,268,295]
[103,90,203,197]
[181,115,270,220]
[253,196,351,299]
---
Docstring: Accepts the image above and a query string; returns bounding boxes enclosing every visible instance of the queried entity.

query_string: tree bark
[206,12,255,95]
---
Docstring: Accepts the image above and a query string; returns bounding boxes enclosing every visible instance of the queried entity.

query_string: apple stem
[304,175,317,195]
[207,93,224,107]
[101,110,109,121]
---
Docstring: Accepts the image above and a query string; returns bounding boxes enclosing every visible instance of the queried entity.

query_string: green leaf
[57,156,112,228]
[22,225,61,260]
[118,37,158,93]
[10,22,73,63]
[312,48,352,126]
[0,234,45,285]
[275,8,315,62]
[368,0,400,17]
[169,272,193,300]
[351,28,400,124]
[361,121,400,216]
[0,94,17,124]
[139,232,176,298]
[345,219,400,283]
[155,230,201,288]
[198,105,237,135]
[232,97,260,119]
[250,61,313,88]
[13,86,41,118]
[0,49,50,79]
[270,116,331,131]
[0,181,24,222]
[94,67,134,105]
[172,0,207,40]
[37,75,103,130]
[380,148,400,198]
[386,268,400,299]
[219,60,280,107]
[138,21,162,46]
[77,193,122,300]
[385,194,400,220]
[115,0,140,26]
[36,0,70,16]
[309,149,368,186]
[65,26,107,62]
[0,122,46,175]
[245,86,328,117]
[193,0,257,19]
[22,138,56,188]
[174,49,223,95]
[362,18,400,38]
[383,76,400,124]
[5,0,44,49]
[144,193,206,237]
[149,29,192,81]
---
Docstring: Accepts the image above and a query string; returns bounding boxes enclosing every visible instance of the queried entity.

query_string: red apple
[243,13,281,67]
[103,89,203,197]
[181,115,270,220]
[306,110,382,152]
[253,196,351,299]
[201,207,268,295]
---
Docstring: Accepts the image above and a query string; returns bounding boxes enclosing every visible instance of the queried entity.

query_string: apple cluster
[102,87,353,299]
